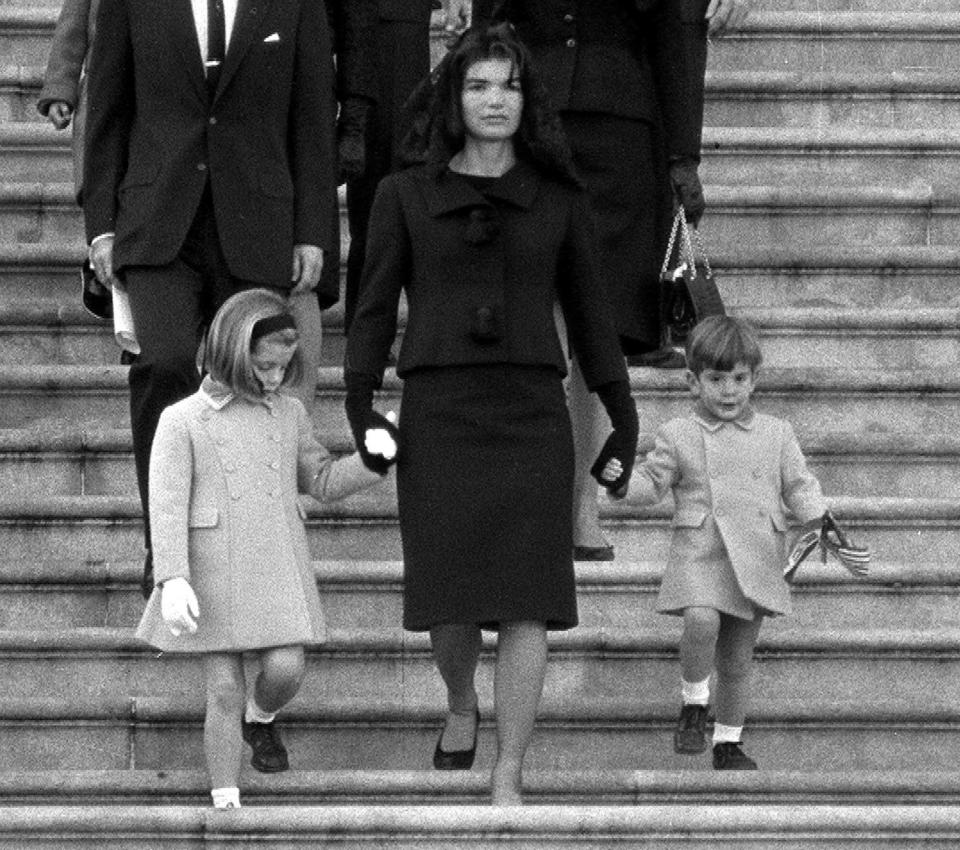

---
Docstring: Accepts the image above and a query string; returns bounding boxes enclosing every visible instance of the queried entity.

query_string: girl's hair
[205,289,303,399]
[400,22,580,186]
[685,315,763,375]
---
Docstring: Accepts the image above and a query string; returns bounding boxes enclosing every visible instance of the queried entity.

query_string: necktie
[206,0,225,101]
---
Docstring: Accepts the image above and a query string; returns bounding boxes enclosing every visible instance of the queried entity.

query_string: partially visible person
[345,24,638,804]
[137,289,387,808]
[341,0,435,335]
[83,0,338,596]
[471,0,746,561]
[601,315,848,770]
[36,0,99,203]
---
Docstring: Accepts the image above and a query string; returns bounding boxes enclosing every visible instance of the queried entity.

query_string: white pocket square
[263,32,280,42]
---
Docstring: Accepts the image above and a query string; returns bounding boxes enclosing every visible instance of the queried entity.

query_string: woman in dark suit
[344,24,638,804]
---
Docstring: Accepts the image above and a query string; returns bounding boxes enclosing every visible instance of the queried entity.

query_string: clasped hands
[363,410,399,470]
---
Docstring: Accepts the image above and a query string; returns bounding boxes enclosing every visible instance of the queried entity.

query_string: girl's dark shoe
[433,707,480,770]
[674,704,709,754]
[242,719,289,773]
[712,741,757,770]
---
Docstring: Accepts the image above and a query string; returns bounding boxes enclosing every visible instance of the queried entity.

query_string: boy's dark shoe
[242,719,289,773]
[673,704,709,754]
[712,741,758,770]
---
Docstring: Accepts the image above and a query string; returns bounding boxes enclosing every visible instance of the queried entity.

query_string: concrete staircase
[1,0,959,845]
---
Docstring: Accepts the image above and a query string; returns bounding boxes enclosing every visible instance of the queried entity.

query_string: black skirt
[397,364,577,631]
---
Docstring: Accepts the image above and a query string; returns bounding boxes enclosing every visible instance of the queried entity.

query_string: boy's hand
[364,411,398,462]
[47,101,73,130]
[160,577,199,636]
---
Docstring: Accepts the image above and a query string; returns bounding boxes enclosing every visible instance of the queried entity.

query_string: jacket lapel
[169,0,207,105]
[424,161,541,217]
[215,0,273,103]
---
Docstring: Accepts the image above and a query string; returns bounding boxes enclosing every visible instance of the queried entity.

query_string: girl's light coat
[628,410,826,618]
[136,384,381,652]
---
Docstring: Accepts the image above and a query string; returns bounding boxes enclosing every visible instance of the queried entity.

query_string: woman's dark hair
[401,23,580,186]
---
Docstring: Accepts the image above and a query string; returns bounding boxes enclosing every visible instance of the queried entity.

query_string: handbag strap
[660,205,713,279]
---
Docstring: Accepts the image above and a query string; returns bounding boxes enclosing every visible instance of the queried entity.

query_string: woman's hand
[364,411,398,463]
[161,577,200,636]
[46,101,73,130]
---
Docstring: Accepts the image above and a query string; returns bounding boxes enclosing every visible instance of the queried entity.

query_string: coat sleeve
[343,175,409,383]
[37,0,92,113]
[295,402,382,500]
[148,408,194,585]
[328,0,378,104]
[555,189,629,390]
[647,0,709,162]
[626,424,680,507]
[82,0,133,242]
[291,0,338,251]
[779,420,827,523]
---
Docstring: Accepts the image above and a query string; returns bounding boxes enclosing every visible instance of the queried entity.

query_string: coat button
[231,492,241,501]
[270,461,279,470]
[225,463,235,472]
[209,116,217,125]
[566,38,576,47]
[563,13,574,22]
[715,508,724,517]
[197,162,207,171]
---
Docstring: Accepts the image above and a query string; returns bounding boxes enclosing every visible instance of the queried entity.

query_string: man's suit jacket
[83,0,337,291]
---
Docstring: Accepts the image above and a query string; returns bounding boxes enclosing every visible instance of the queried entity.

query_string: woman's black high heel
[433,707,480,770]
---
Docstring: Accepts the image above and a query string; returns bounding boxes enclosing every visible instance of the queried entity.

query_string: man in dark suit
[341,0,435,334]
[83,0,337,595]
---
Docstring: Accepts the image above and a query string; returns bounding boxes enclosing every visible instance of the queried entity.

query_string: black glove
[344,370,399,475]
[590,380,639,495]
[669,157,705,226]
[337,98,370,185]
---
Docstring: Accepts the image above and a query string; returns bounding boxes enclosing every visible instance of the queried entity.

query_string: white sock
[712,723,743,745]
[681,676,710,706]
[244,697,276,725]
[211,787,241,809]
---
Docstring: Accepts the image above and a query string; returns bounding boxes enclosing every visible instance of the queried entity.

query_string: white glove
[161,577,200,636]
[364,410,398,461]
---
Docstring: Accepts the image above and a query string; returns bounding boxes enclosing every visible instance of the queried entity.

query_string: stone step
[2,364,958,435]
[0,492,947,566]
[3,767,960,805]
[0,421,956,498]
[700,126,960,188]
[707,13,960,74]
[9,179,960,252]
[8,123,960,189]
[0,691,958,772]
[2,804,959,850]
[0,559,953,632]
[6,624,953,707]
[705,71,960,129]
[6,242,960,313]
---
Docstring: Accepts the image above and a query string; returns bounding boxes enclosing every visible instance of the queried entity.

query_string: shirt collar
[693,401,756,432]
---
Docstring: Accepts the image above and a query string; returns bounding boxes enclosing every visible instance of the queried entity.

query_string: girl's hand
[47,101,73,130]
[364,411,398,461]
[161,577,200,636]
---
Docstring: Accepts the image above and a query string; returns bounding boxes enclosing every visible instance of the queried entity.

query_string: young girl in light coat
[136,289,396,807]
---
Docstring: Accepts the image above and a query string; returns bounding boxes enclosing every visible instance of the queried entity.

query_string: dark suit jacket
[474,0,708,160]
[83,0,337,293]
[379,0,434,22]
[327,0,378,105]
[345,161,627,390]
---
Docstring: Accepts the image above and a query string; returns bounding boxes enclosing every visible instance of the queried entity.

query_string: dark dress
[345,163,628,631]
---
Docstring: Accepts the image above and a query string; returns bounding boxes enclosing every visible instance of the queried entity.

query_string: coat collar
[199,375,276,410]
[423,160,542,217]
[693,402,756,432]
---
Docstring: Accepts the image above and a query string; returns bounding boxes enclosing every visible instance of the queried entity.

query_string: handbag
[658,207,724,348]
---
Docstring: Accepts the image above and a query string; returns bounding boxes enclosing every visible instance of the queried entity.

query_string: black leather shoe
[242,719,290,773]
[573,544,615,562]
[674,704,709,754]
[433,707,479,770]
[712,741,757,770]
[140,552,154,600]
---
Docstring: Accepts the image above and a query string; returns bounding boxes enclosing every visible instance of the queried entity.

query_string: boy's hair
[205,289,303,399]
[685,315,763,375]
